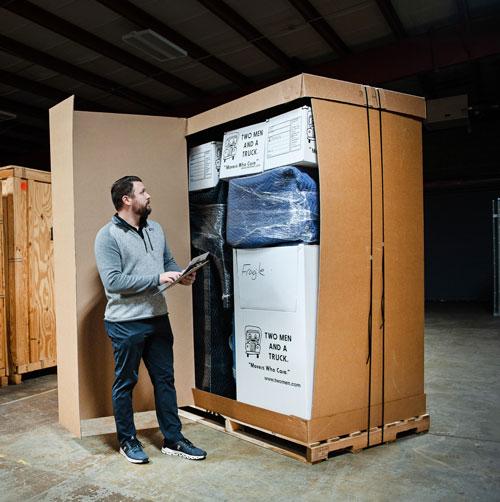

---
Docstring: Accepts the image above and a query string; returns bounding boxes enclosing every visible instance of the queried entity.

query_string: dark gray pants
[104,315,183,444]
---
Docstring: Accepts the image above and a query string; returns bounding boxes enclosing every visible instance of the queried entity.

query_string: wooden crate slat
[27,180,56,364]
[0,189,7,379]
[0,166,51,183]
[5,177,30,366]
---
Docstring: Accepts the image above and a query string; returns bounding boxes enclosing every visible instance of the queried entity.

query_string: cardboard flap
[187,74,424,138]
[188,75,304,136]
[49,96,81,436]
[311,98,373,419]
[50,99,194,432]
[376,87,426,119]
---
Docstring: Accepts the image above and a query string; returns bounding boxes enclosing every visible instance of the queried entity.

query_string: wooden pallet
[179,406,430,464]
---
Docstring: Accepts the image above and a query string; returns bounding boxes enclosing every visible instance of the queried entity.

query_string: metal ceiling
[0,0,499,169]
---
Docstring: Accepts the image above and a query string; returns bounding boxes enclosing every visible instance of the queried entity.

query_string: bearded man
[94,175,206,464]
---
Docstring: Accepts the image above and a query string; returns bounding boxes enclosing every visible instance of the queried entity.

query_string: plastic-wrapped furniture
[227,166,319,248]
[190,182,235,398]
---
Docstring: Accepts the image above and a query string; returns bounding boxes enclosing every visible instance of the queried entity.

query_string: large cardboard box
[49,74,426,444]
[233,245,319,419]
[265,106,317,170]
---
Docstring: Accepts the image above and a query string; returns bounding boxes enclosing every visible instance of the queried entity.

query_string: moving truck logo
[223,133,239,162]
[245,325,262,358]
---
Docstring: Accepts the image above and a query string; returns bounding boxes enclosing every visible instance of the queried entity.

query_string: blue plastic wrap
[226,166,319,248]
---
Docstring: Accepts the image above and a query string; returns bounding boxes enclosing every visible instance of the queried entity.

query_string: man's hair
[111,175,142,210]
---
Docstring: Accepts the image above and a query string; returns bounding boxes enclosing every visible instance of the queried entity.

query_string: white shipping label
[267,116,302,158]
[190,149,213,182]
[236,247,298,312]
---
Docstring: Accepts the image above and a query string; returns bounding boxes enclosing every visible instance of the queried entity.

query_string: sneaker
[161,437,207,460]
[119,437,149,464]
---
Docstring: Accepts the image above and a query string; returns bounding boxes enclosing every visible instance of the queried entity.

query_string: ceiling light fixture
[122,29,188,62]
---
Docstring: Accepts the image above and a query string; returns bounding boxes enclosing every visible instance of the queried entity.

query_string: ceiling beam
[287,0,350,56]
[2,0,204,99]
[179,14,500,117]
[0,95,47,122]
[0,69,113,112]
[196,0,298,72]
[375,0,406,39]
[0,122,47,145]
[456,0,471,27]
[0,132,43,150]
[0,139,32,153]
[0,34,172,112]
[312,14,500,86]
[94,0,252,88]
[0,149,50,170]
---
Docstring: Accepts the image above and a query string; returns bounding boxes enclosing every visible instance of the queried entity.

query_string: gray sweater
[94,215,181,322]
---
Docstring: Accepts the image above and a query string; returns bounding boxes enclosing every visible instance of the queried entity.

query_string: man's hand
[159,271,182,285]
[179,271,196,286]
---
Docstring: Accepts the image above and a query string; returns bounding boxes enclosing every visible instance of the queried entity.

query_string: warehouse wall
[424,188,498,302]
[423,119,500,302]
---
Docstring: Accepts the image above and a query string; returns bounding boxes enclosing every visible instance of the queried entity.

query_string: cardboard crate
[0,166,56,384]
[49,74,427,448]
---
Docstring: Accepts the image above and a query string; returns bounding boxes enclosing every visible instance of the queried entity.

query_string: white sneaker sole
[161,446,206,460]
[119,447,149,464]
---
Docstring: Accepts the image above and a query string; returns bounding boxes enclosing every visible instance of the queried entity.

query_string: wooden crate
[0,166,56,384]
[0,191,8,387]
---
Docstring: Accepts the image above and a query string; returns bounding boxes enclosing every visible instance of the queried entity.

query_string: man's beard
[134,204,151,218]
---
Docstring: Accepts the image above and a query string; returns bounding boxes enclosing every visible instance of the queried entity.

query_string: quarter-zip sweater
[94,214,181,322]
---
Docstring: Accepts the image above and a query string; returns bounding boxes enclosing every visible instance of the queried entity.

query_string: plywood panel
[27,180,56,365]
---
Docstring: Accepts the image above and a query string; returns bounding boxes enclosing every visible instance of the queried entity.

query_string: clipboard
[154,252,210,295]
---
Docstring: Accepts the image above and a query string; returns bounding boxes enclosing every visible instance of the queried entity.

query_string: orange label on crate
[20,181,27,191]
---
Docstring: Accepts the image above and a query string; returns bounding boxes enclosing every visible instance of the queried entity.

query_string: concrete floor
[0,303,499,501]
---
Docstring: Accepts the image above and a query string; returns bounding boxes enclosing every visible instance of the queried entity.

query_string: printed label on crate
[188,142,222,191]
[220,123,267,178]
[235,312,313,418]
[267,116,302,158]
